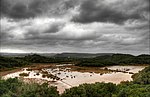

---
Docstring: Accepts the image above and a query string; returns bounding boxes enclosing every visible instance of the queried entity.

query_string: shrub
[19,73,29,76]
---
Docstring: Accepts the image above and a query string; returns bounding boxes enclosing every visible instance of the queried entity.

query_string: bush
[19,73,29,76]
[0,78,59,97]
[132,66,150,84]
[61,82,116,97]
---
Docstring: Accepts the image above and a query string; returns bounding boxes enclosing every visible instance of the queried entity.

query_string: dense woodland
[0,66,150,97]
[0,54,150,70]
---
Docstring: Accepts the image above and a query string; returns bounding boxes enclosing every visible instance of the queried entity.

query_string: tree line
[0,54,150,70]
[76,54,150,67]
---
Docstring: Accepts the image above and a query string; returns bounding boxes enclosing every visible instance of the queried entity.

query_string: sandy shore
[1,64,147,94]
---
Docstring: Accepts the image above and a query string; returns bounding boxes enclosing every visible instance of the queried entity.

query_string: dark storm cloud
[72,0,149,24]
[10,3,36,19]
[62,0,80,9]
[0,0,149,54]
[0,0,78,19]
[1,0,34,19]
[0,0,9,16]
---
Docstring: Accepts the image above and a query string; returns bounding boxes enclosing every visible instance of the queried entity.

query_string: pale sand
[2,65,147,94]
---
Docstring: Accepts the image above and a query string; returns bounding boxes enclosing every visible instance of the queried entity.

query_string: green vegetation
[0,78,59,97]
[132,66,150,84]
[0,54,150,70]
[61,82,117,97]
[0,66,150,97]
[116,84,150,97]
[77,54,150,67]
[0,54,76,70]
[23,54,78,63]
[19,73,29,77]
[61,82,150,97]
[0,56,29,70]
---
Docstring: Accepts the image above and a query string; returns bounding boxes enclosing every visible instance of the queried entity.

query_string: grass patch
[19,73,29,76]
[26,68,32,71]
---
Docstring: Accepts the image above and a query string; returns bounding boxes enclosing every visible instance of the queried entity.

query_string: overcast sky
[0,0,149,55]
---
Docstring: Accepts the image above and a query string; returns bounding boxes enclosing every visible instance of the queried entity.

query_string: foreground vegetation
[0,78,59,97]
[1,66,150,97]
[0,54,150,70]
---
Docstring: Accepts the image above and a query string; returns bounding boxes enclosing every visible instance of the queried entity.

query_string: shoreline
[1,64,148,94]
[0,63,149,77]
[1,63,149,76]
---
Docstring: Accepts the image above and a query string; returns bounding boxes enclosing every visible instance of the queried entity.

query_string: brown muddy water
[2,65,147,94]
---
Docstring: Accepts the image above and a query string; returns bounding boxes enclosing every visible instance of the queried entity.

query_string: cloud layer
[72,0,149,24]
[0,0,149,55]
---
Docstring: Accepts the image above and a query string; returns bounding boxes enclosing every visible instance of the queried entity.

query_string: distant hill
[1,52,149,59]
[0,53,30,57]
[0,52,114,58]
[0,53,57,57]
[54,53,114,58]
[1,53,149,69]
